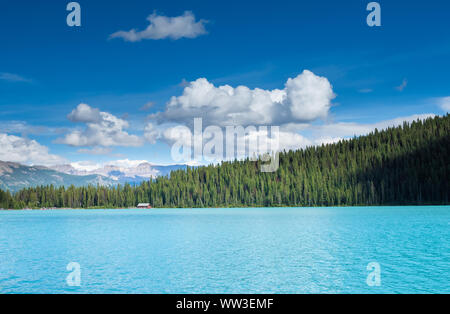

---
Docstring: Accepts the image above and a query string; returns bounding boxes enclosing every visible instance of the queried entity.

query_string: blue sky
[0,0,449,168]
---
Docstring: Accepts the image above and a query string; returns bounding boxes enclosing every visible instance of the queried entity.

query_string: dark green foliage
[1,115,448,209]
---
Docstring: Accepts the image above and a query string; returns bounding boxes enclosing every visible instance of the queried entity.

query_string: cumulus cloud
[0,133,67,166]
[159,123,312,164]
[67,103,102,123]
[149,70,335,131]
[285,71,335,121]
[144,70,335,161]
[110,11,207,42]
[438,97,450,112]
[57,104,143,147]
[162,125,193,146]
[142,70,435,165]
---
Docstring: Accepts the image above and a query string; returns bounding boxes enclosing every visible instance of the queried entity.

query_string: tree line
[1,114,448,209]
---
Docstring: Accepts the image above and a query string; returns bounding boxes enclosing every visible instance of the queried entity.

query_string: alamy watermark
[366,262,381,287]
[66,2,81,27]
[65,2,380,28]
[66,262,81,287]
[367,2,381,27]
[169,118,280,173]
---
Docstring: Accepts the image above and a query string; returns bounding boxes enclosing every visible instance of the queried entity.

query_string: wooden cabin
[137,203,152,209]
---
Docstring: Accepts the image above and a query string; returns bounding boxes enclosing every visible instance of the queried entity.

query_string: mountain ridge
[0,161,188,193]
[48,162,188,184]
[0,161,116,193]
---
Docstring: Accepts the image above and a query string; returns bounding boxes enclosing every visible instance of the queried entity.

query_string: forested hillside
[1,115,448,209]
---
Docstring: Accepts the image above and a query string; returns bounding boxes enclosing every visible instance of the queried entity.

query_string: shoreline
[1,204,449,211]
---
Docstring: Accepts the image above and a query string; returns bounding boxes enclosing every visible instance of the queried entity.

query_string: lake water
[0,207,448,294]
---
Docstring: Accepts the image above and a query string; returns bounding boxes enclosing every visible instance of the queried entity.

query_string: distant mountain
[49,162,188,185]
[0,160,189,193]
[0,161,115,193]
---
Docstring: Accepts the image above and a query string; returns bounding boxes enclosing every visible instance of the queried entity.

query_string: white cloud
[104,159,150,168]
[70,161,102,172]
[314,137,343,146]
[285,71,335,121]
[0,72,32,83]
[245,130,312,153]
[57,104,143,147]
[70,159,150,172]
[144,70,335,161]
[77,147,113,155]
[0,133,67,166]
[67,103,102,123]
[110,11,207,42]
[310,114,436,140]
[149,70,335,131]
[0,121,64,136]
[162,125,192,145]
[143,123,160,144]
[438,97,450,112]
[69,159,194,172]
[141,71,436,165]
[158,123,311,164]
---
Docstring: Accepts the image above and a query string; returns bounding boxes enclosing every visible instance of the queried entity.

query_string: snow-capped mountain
[0,159,189,192]
[0,161,116,193]
[49,161,188,185]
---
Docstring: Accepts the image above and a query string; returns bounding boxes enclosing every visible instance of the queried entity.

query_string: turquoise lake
[0,206,449,294]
